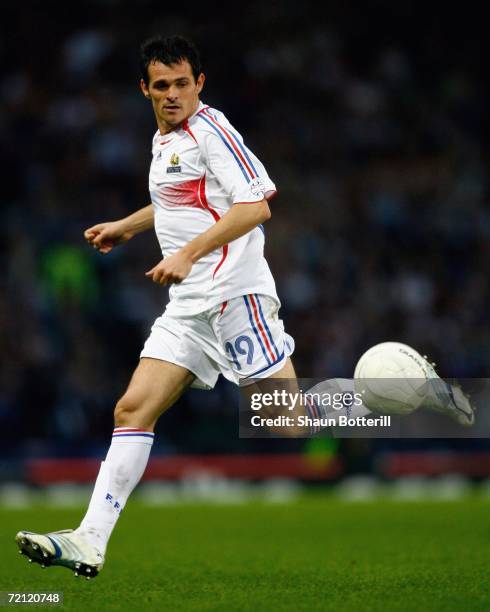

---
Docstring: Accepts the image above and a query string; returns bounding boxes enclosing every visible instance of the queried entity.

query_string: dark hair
[139,35,202,84]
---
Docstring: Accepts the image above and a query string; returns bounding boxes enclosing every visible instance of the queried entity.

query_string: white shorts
[141,294,295,390]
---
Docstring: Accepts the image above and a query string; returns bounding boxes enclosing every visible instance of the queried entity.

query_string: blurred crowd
[1,2,488,455]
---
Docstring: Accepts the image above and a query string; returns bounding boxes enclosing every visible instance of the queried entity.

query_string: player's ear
[196,73,205,95]
[140,78,151,99]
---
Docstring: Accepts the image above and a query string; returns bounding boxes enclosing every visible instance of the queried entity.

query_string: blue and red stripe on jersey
[197,108,258,183]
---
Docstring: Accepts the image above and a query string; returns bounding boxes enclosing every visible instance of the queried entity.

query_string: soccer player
[15,35,299,578]
[16,35,475,579]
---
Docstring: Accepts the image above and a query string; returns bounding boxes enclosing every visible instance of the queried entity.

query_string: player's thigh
[263,356,304,412]
[115,357,195,430]
[244,357,300,407]
[242,357,308,436]
[266,356,297,379]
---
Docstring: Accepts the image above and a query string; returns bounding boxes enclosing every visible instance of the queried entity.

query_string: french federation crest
[166,153,182,173]
[167,153,182,173]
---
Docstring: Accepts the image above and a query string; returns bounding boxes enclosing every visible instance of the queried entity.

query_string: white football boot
[15,529,104,579]
[418,356,476,426]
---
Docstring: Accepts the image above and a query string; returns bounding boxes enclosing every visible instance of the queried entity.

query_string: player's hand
[84,220,134,254]
[145,251,193,285]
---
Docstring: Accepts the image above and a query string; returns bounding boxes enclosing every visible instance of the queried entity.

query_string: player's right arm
[84,204,154,254]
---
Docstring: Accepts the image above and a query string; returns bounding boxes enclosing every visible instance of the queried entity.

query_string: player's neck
[158,121,175,135]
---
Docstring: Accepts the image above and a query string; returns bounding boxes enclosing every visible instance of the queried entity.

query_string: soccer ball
[354,342,434,415]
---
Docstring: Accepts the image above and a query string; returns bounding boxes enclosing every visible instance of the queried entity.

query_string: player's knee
[114,394,140,426]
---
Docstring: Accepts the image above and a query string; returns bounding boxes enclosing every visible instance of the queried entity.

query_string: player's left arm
[145,199,270,285]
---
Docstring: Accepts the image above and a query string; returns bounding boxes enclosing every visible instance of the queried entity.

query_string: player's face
[140,60,205,132]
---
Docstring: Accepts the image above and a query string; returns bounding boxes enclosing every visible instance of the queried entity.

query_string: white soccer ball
[354,342,433,415]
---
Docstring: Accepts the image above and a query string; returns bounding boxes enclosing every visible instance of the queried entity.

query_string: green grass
[1,498,489,611]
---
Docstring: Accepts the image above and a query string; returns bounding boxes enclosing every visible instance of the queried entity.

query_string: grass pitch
[1,497,489,611]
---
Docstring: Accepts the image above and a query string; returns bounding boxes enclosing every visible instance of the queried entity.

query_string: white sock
[77,427,154,554]
[305,378,371,433]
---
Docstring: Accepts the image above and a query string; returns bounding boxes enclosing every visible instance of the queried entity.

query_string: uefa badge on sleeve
[166,153,182,173]
[249,177,265,198]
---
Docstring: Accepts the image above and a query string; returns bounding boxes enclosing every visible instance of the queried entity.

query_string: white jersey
[148,101,278,316]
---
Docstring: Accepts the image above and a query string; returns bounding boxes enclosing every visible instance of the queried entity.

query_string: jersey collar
[186,100,207,123]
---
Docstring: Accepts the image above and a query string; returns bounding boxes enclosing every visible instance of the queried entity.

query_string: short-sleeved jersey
[149,101,279,316]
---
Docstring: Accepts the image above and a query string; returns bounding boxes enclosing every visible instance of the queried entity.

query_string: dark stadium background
[1,1,489,488]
